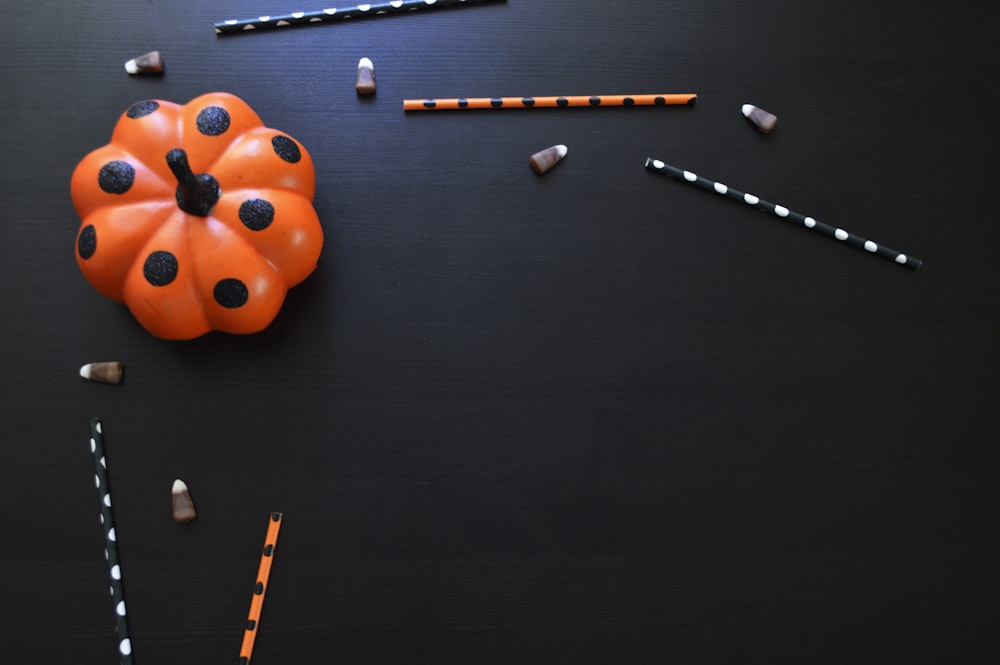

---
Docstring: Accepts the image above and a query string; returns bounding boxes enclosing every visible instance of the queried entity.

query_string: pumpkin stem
[165,149,220,217]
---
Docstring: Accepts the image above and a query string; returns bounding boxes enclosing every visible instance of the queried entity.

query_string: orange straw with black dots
[404,93,697,111]
[239,512,283,665]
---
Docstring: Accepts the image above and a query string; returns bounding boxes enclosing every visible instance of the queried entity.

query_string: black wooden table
[2,1,998,662]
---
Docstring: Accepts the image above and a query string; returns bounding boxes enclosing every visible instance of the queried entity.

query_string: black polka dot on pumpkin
[143,251,178,286]
[196,106,230,136]
[214,278,249,308]
[239,199,274,231]
[126,101,159,119]
[271,135,301,163]
[98,161,135,194]
[78,225,97,259]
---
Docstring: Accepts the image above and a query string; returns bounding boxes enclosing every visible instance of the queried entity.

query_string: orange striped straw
[403,93,697,111]
[239,512,283,665]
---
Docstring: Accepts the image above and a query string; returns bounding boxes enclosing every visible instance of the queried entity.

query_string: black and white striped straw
[644,158,922,270]
[214,0,503,35]
[89,417,134,665]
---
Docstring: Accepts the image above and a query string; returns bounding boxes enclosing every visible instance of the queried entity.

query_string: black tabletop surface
[2,1,998,663]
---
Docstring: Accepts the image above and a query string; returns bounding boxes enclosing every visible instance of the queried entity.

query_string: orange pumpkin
[71,92,324,340]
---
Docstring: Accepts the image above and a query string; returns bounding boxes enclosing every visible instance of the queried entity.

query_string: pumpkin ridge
[202,135,252,175]
[216,183,316,204]
[190,216,287,333]
[180,210,207,314]
[186,93,266,177]
[218,186,315,205]
[71,145,177,219]
[82,200,177,230]
[212,188,323,288]
[119,145,177,194]
[76,201,179,301]
[206,127,315,200]
[122,209,213,340]
[204,213,290,286]
[109,99,184,174]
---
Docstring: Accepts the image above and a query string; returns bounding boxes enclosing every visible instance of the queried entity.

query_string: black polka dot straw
[239,512,283,665]
[89,418,134,665]
[644,158,922,270]
[215,0,503,35]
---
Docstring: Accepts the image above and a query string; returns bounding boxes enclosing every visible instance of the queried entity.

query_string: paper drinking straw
[239,512,284,665]
[215,0,504,34]
[404,93,697,111]
[88,417,135,665]
[644,158,922,270]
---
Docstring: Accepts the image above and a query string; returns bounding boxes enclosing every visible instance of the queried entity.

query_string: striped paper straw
[215,0,503,34]
[644,158,922,270]
[404,93,697,111]
[89,417,134,665]
[239,512,284,665]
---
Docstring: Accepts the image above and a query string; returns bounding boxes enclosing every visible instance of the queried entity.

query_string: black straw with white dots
[89,418,134,665]
[644,158,922,270]
[215,0,504,35]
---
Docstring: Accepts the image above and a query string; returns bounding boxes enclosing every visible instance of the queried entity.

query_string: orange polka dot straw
[403,93,697,111]
[239,512,283,664]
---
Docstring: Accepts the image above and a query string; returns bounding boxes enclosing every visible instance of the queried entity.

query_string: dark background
[2,1,998,663]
